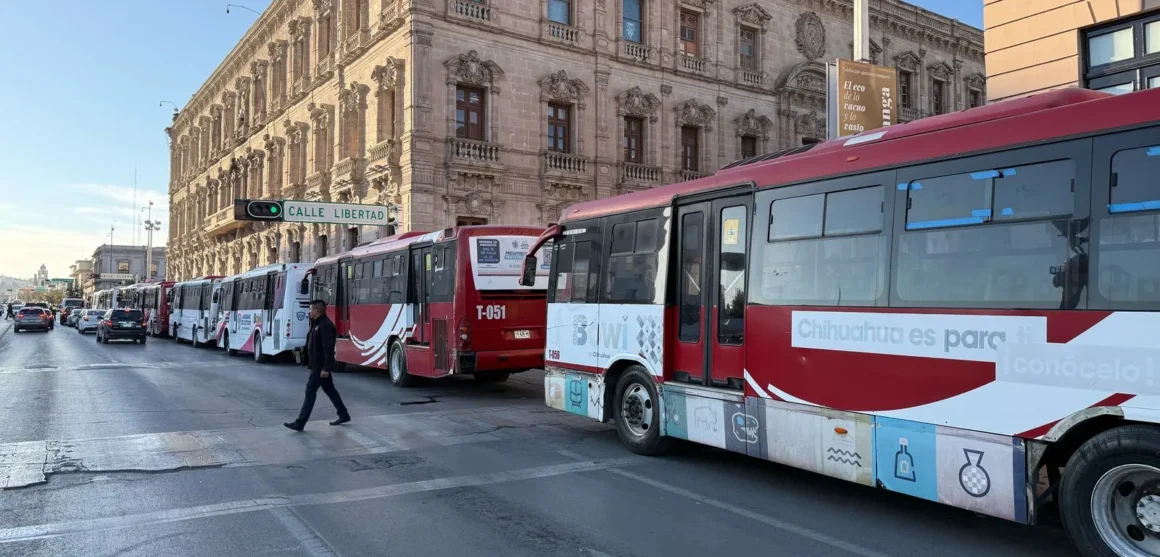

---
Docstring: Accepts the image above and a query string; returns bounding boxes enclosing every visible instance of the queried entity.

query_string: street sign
[282,200,391,226]
[233,199,284,221]
[833,58,898,138]
[98,273,134,280]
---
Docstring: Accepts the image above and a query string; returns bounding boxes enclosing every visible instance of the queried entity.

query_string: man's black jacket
[306,315,338,373]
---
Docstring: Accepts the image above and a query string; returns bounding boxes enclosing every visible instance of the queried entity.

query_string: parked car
[76,309,104,334]
[96,308,146,344]
[14,307,54,332]
[58,298,85,324]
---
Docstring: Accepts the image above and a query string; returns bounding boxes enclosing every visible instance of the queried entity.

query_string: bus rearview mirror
[519,255,537,287]
[299,278,309,295]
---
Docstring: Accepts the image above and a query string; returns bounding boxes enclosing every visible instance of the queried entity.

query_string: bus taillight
[458,318,470,350]
[285,318,291,337]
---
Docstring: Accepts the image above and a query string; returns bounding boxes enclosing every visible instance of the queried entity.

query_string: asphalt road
[0,320,1080,557]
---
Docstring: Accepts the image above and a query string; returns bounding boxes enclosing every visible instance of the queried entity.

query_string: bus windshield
[467,235,550,290]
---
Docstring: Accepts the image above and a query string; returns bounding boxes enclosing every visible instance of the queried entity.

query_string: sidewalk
[0,320,12,346]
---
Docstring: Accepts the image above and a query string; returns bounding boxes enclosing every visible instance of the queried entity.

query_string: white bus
[89,288,123,310]
[168,276,225,347]
[216,263,310,363]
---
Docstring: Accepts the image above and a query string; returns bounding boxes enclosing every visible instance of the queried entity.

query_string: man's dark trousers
[293,316,349,426]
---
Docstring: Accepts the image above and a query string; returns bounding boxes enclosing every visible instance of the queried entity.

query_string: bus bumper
[459,348,544,374]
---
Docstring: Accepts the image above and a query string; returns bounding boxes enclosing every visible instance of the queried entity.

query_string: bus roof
[557,87,1156,224]
[313,225,545,267]
[234,262,308,279]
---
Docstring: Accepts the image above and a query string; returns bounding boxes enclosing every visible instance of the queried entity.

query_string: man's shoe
[330,416,351,426]
[284,422,304,432]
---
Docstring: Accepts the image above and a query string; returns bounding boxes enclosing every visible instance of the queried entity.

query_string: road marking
[270,507,341,557]
[557,450,890,557]
[0,457,641,544]
[0,405,606,489]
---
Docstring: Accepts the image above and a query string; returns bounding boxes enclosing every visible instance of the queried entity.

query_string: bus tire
[224,333,238,356]
[388,340,415,387]
[474,372,510,383]
[191,327,202,348]
[254,340,268,363]
[613,366,671,456]
[1060,424,1160,557]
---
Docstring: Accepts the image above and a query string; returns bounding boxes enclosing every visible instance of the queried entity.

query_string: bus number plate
[477,304,507,320]
[514,329,530,339]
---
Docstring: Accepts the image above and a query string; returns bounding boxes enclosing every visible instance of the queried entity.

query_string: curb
[0,321,12,346]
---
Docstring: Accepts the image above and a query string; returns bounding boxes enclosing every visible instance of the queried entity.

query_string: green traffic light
[271,206,279,214]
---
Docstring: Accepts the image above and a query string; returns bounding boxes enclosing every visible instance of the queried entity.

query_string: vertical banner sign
[835,59,898,138]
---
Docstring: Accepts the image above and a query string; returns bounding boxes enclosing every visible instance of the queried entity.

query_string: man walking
[285,300,351,431]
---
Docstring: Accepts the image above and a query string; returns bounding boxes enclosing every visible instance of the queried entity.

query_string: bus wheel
[388,340,415,387]
[191,327,202,348]
[1061,425,1160,557]
[474,372,510,383]
[613,366,671,456]
[254,340,268,363]
[225,333,238,356]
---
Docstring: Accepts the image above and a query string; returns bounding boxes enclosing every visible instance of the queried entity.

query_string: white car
[76,309,105,334]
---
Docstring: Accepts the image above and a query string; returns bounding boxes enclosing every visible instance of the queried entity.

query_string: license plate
[119,322,135,328]
[514,330,531,339]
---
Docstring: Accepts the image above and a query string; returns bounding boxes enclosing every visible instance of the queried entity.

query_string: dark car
[59,298,85,324]
[14,308,54,332]
[96,309,147,344]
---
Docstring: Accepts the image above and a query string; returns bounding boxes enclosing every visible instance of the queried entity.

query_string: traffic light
[233,199,284,221]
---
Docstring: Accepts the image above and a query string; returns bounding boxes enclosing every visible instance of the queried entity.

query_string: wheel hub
[1138,495,1160,534]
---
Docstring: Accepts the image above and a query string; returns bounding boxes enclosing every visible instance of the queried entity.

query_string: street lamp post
[142,201,160,281]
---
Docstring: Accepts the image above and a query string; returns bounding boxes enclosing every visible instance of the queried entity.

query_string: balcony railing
[452,0,493,24]
[306,170,330,192]
[315,54,335,80]
[543,151,589,175]
[377,0,403,37]
[679,55,707,74]
[678,169,712,182]
[900,106,922,122]
[740,69,765,89]
[292,76,309,97]
[621,162,662,183]
[203,206,245,237]
[340,28,372,62]
[545,21,581,46]
[620,41,653,63]
[332,156,366,185]
[448,138,501,164]
[368,139,397,164]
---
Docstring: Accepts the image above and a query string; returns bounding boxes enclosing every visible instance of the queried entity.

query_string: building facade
[69,259,93,298]
[87,245,167,292]
[984,0,1160,102]
[166,0,984,280]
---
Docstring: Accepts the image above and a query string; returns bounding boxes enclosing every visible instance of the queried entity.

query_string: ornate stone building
[166,0,984,280]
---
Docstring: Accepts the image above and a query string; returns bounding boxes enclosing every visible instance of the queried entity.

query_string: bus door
[265,271,279,338]
[409,245,433,346]
[672,193,751,390]
[337,258,353,337]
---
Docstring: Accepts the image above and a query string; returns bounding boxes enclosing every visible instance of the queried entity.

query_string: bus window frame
[890,138,1093,310]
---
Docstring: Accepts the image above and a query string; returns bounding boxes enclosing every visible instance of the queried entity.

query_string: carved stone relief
[893,50,921,72]
[672,99,716,131]
[538,70,590,108]
[444,50,504,87]
[733,3,772,28]
[928,61,954,81]
[795,12,826,60]
[734,109,773,138]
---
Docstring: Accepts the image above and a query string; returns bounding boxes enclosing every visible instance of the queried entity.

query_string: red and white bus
[136,281,174,337]
[215,263,311,362]
[311,225,550,386]
[168,276,225,346]
[520,88,1160,557]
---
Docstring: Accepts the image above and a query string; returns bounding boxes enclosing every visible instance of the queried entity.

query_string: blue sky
[0,0,979,280]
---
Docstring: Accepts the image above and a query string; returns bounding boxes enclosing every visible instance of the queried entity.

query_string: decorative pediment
[928,61,954,81]
[288,17,311,40]
[673,99,716,131]
[312,0,333,16]
[308,103,332,129]
[283,120,307,143]
[220,90,236,109]
[339,83,367,115]
[615,86,661,122]
[371,57,404,92]
[894,50,921,72]
[198,115,212,127]
[734,109,772,138]
[776,60,827,94]
[263,134,284,158]
[245,147,265,166]
[733,3,772,28]
[268,40,287,62]
[795,12,826,60]
[680,0,714,9]
[250,59,269,77]
[444,50,504,87]
[965,72,986,90]
[538,70,590,107]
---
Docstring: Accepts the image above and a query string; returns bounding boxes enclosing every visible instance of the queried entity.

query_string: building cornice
[174,0,301,132]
